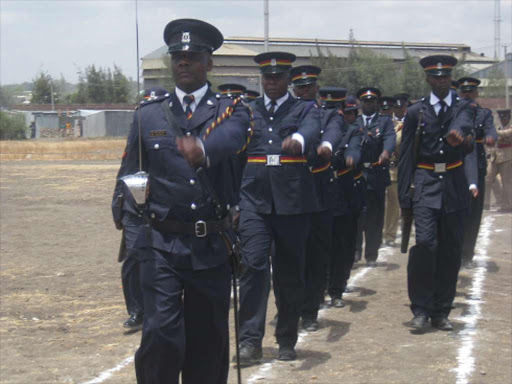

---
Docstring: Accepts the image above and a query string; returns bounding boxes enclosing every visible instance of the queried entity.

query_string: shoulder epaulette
[139,93,171,108]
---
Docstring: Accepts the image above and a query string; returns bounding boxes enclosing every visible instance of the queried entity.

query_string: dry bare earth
[0,140,510,384]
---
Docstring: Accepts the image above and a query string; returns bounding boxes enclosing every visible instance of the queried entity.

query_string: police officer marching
[355,87,396,267]
[326,90,363,307]
[237,52,321,363]
[457,77,497,268]
[113,19,251,384]
[398,55,478,331]
[384,93,409,247]
[290,66,344,332]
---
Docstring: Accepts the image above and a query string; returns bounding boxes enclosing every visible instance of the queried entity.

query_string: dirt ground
[0,159,511,384]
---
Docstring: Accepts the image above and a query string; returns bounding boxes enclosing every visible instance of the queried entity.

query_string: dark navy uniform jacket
[398,96,478,213]
[113,88,250,270]
[308,106,345,212]
[239,94,321,215]
[331,123,363,217]
[357,114,396,191]
[472,106,497,177]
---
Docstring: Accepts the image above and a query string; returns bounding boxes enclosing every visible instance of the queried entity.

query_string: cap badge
[383,101,388,106]
[181,32,191,43]
[366,91,371,96]
[301,72,307,79]
[327,94,332,100]
[437,62,442,70]
[464,81,469,86]
[271,58,277,66]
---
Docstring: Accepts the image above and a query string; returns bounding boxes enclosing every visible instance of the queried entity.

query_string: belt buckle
[266,154,281,166]
[434,163,446,173]
[195,220,207,237]
[364,162,371,168]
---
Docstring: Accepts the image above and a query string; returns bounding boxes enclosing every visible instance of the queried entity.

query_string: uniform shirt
[430,91,452,115]
[175,84,208,113]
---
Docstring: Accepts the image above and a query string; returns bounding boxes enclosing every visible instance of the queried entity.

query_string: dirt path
[0,160,510,384]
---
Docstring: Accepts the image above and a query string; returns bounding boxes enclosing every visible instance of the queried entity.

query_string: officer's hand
[345,156,354,167]
[485,136,495,147]
[378,150,390,165]
[176,136,205,168]
[114,220,123,231]
[282,137,302,156]
[470,186,479,198]
[446,129,463,147]
[317,145,332,161]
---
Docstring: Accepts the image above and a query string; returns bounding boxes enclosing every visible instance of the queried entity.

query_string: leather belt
[247,155,307,166]
[353,171,363,181]
[475,138,484,144]
[335,166,353,177]
[417,160,462,173]
[152,217,230,238]
[498,143,512,149]
[363,161,380,168]
[311,162,331,174]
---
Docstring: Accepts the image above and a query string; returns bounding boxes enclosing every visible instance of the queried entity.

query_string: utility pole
[495,0,502,60]
[50,81,55,111]
[505,45,509,109]
[264,0,269,53]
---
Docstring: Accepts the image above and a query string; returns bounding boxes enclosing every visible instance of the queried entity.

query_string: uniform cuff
[321,141,333,151]
[291,133,305,154]
[469,184,477,191]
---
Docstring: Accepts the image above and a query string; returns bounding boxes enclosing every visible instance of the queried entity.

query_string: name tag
[434,163,446,173]
[149,130,167,137]
[266,155,281,166]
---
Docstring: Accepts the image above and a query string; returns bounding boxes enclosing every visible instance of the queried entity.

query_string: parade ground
[1,155,511,384]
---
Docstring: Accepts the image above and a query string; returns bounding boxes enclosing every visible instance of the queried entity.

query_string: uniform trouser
[462,174,485,262]
[384,181,400,243]
[135,249,231,384]
[238,209,311,348]
[122,251,144,316]
[408,206,465,318]
[328,213,358,299]
[301,211,332,321]
[121,225,144,316]
[364,189,386,262]
[485,160,512,210]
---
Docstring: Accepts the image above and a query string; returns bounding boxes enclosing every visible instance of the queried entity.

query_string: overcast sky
[1,0,511,85]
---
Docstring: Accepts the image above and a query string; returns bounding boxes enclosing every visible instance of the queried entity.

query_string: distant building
[470,53,511,97]
[142,36,495,91]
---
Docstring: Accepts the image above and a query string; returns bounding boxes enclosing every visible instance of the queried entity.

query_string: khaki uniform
[384,119,403,243]
[485,123,512,210]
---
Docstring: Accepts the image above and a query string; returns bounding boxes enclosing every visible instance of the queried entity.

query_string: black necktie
[438,100,446,123]
[268,100,277,115]
[183,94,195,120]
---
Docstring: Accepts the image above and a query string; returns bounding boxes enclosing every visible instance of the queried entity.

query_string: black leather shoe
[410,315,429,330]
[431,317,453,331]
[123,313,143,331]
[302,318,319,332]
[278,346,297,361]
[237,344,262,365]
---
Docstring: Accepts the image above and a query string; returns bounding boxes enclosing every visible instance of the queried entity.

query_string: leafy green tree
[112,65,131,103]
[86,65,106,103]
[0,111,27,140]
[31,71,56,104]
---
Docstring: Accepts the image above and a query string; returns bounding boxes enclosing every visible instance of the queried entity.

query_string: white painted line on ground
[452,215,494,384]
[80,355,134,384]
[246,247,393,384]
